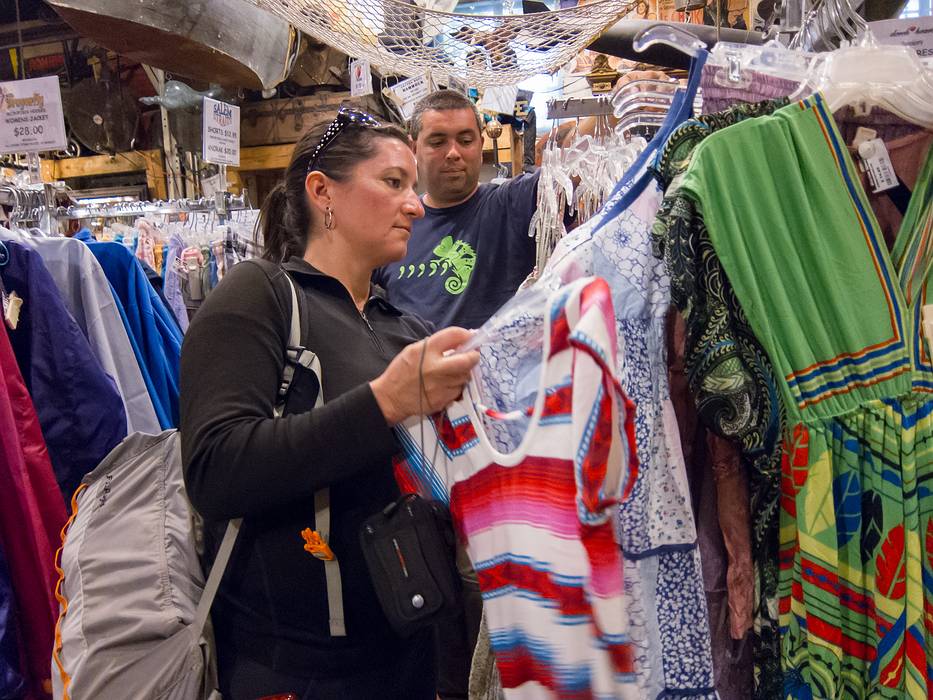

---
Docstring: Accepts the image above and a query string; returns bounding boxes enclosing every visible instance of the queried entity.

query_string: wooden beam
[142,150,168,200]
[234,144,294,172]
[511,126,524,177]
[41,149,163,180]
[226,168,243,195]
[40,159,55,183]
[142,65,182,199]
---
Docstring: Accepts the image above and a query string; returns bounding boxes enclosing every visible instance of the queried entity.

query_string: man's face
[414,108,484,207]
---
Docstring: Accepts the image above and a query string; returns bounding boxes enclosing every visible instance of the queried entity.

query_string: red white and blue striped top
[394,276,640,699]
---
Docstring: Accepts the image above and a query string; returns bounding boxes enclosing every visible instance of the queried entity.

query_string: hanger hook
[633,23,707,58]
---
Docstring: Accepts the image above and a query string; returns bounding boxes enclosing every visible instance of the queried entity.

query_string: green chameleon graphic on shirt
[397,235,476,295]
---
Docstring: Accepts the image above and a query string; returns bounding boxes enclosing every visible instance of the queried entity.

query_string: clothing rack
[53,191,252,222]
[0,182,70,233]
[546,96,614,120]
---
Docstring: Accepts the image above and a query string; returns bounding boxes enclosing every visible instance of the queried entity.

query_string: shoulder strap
[193,268,304,639]
[194,269,345,639]
[276,270,304,413]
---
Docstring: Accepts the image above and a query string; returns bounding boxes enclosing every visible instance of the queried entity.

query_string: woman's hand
[370,327,480,426]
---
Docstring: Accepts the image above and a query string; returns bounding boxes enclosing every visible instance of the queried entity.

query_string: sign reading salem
[202,97,240,167]
[0,76,67,154]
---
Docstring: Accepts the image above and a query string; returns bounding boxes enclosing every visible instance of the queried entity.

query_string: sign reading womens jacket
[202,97,240,167]
[0,76,66,154]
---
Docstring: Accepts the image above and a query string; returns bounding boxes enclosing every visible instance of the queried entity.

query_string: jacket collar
[281,255,329,279]
[281,256,401,315]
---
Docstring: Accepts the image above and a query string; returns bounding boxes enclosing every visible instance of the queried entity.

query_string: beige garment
[468,609,505,700]
[836,111,933,249]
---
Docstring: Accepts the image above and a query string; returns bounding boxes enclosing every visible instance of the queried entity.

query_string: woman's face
[321,137,424,268]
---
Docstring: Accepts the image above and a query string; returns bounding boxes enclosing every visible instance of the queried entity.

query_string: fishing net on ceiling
[244,0,645,87]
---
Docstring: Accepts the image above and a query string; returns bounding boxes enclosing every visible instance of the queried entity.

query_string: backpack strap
[193,518,240,638]
[278,271,345,638]
[194,268,346,640]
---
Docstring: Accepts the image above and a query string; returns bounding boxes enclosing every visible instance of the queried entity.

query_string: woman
[180,108,479,699]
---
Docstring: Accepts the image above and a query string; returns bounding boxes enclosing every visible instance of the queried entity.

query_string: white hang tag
[852,100,872,118]
[201,173,224,197]
[851,126,877,151]
[858,138,898,193]
[3,289,22,330]
[350,58,373,98]
[383,73,434,121]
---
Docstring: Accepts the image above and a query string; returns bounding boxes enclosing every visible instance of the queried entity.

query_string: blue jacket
[0,542,24,700]
[1,240,127,501]
[86,242,182,428]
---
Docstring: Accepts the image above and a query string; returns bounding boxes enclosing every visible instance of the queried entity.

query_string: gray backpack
[52,271,344,700]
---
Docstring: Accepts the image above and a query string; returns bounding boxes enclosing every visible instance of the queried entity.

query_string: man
[374,89,539,330]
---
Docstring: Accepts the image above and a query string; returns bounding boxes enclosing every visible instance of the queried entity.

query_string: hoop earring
[324,207,335,230]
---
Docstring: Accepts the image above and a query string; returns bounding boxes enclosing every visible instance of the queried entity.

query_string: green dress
[673,93,933,699]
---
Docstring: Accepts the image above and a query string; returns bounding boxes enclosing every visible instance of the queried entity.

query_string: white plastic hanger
[791,30,933,127]
[708,40,815,89]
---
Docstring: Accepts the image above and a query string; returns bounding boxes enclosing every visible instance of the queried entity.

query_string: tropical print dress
[660,92,933,698]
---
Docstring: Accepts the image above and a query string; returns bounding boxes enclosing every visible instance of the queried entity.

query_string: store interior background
[0,0,925,210]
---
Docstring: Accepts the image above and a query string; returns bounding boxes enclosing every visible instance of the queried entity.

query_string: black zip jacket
[180,257,432,679]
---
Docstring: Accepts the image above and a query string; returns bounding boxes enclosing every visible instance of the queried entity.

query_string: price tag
[3,289,21,330]
[202,97,240,167]
[858,138,898,193]
[350,59,373,98]
[385,73,434,121]
[0,76,66,154]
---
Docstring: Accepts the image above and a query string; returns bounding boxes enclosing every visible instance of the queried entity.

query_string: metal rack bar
[53,191,252,220]
[546,97,614,119]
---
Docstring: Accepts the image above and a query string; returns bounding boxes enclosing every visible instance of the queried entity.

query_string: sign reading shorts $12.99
[0,76,67,155]
[202,97,241,167]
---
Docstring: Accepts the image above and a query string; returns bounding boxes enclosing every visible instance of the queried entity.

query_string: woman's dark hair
[257,115,409,263]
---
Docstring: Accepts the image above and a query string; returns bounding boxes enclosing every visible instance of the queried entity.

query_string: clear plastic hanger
[613,95,675,122]
[708,40,815,89]
[793,0,869,51]
[615,112,667,141]
[529,118,573,272]
[612,78,679,112]
[831,0,867,43]
[632,24,707,59]
[791,29,933,127]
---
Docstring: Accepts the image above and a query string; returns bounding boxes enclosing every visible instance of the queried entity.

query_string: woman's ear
[304,171,331,217]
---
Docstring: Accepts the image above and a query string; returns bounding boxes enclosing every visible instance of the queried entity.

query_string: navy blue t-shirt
[374,171,539,330]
